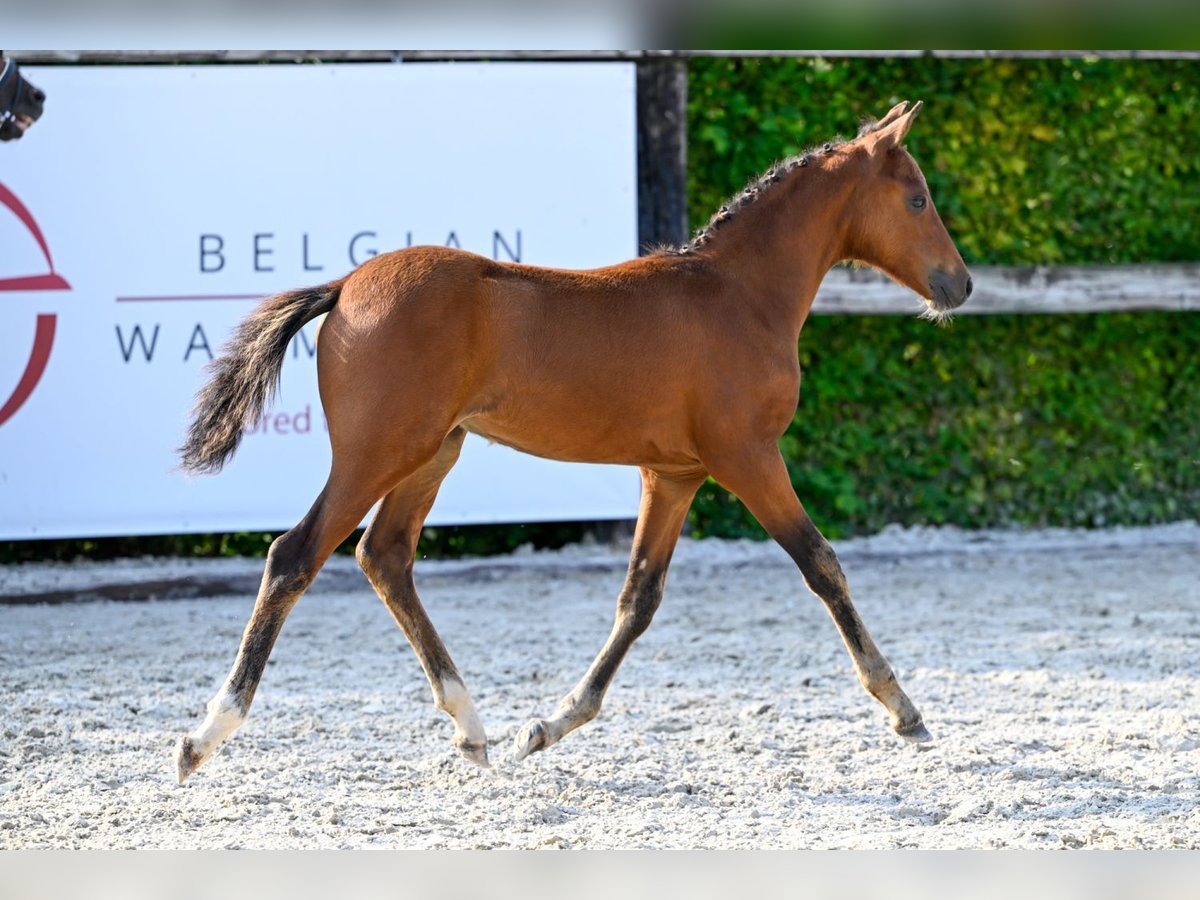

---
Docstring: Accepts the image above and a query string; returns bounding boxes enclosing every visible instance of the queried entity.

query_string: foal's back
[320,245,790,469]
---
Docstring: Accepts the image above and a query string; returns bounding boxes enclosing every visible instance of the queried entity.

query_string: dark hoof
[513,719,549,762]
[895,719,934,744]
[174,736,204,784]
[456,737,491,768]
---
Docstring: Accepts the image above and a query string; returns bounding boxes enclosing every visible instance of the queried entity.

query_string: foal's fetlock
[435,678,489,767]
[512,690,601,762]
[865,670,931,743]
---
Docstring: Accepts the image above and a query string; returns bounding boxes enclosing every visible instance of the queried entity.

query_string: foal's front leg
[715,448,931,742]
[513,469,705,761]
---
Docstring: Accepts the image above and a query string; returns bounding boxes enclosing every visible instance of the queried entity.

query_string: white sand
[1,523,1197,849]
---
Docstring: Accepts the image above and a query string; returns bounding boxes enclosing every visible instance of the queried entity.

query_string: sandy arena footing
[1,523,1197,848]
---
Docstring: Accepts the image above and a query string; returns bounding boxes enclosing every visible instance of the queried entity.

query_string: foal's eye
[910,196,927,210]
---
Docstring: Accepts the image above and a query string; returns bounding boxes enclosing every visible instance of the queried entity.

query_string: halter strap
[0,57,24,125]
[0,58,16,114]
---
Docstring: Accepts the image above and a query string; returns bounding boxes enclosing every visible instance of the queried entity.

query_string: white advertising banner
[0,63,641,539]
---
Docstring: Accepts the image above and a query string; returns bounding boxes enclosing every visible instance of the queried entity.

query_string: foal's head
[843,101,972,317]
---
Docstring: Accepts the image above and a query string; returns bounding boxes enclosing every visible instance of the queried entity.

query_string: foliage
[686,56,1200,538]
[688,56,1200,265]
[690,312,1200,538]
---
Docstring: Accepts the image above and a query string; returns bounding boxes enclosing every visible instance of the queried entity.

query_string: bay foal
[175,101,971,782]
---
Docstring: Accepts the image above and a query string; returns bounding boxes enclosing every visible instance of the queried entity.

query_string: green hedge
[688,56,1200,265]
[691,312,1200,539]
[687,56,1200,538]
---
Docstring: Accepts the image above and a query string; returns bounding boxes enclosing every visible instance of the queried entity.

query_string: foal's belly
[461,405,700,470]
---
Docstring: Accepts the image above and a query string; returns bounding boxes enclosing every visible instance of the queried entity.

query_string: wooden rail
[813,264,1200,315]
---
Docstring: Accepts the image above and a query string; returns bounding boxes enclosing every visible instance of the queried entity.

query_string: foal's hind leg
[714,448,930,743]
[174,468,389,783]
[355,428,489,767]
[514,468,705,761]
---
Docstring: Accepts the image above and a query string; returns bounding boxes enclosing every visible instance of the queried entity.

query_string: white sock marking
[440,678,486,745]
[189,689,244,757]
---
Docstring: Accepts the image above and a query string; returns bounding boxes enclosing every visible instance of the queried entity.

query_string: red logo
[0,181,70,427]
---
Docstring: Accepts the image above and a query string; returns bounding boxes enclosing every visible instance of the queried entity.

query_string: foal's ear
[874,101,911,130]
[869,100,923,153]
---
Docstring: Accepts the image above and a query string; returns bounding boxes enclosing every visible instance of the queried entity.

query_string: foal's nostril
[964,274,974,299]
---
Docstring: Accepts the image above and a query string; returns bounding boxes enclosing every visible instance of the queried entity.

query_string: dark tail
[179,280,342,474]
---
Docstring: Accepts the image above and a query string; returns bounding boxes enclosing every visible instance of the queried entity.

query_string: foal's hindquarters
[175,247,931,783]
[176,255,497,780]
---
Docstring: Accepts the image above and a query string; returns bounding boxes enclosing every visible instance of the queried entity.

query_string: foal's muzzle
[928,268,973,311]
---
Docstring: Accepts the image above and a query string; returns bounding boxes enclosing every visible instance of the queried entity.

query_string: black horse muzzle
[0,57,46,142]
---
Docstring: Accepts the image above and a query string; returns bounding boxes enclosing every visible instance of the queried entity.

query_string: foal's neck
[694,157,858,338]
